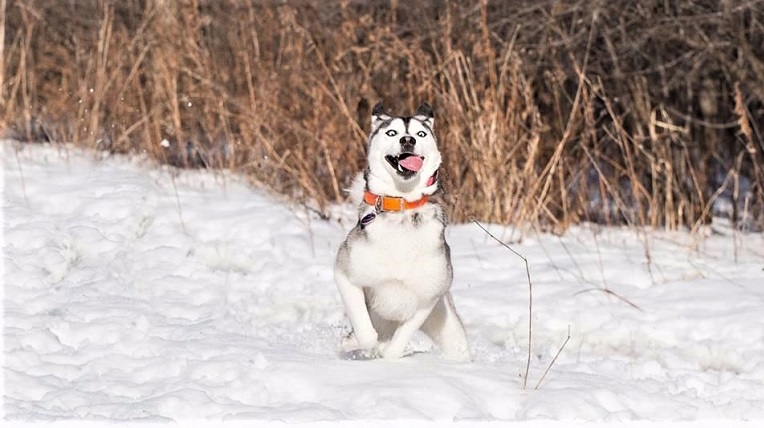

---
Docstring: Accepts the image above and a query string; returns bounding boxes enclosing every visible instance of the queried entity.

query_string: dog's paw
[341,334,361,352]
[340,334,382,360]
[341,331,379,352]
[378,342,405,359]
[355,331,379,350]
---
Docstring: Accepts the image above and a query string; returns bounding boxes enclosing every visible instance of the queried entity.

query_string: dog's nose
[400,136,416,148]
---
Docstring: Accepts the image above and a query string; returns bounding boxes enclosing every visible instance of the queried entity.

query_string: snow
[3,141,764,425]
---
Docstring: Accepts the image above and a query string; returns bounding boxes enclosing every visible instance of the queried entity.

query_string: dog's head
[365,102,442,200]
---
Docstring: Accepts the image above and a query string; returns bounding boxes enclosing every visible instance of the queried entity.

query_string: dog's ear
[414,102,434,127]
[371,102,391,131]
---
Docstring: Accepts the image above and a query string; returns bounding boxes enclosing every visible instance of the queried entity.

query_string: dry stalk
[0,0,6,102]
[12,142,29,206]
[472,220,533,390]
[169,172,187,235]
[573,287,642,312]
[534,325,571,390]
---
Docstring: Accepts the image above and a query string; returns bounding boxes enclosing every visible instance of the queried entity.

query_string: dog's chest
[345,207,451,296]
[365,212,442,257]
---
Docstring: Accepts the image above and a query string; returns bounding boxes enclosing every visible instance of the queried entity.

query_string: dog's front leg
[379,300,438,359]
[335,271,378,350]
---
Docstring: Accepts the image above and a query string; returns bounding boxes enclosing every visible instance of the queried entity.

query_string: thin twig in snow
[13,143,30,206]
[573,287,643,312]
[473,219,533,390]
[170,172,187,235]
[535,325,571,390]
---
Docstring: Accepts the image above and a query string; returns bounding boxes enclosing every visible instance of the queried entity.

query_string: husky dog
[334,102,471,361]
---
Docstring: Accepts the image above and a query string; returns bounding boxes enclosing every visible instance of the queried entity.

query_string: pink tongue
[399,156,423,172]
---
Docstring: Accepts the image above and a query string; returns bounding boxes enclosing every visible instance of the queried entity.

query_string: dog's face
[365,103,442,199]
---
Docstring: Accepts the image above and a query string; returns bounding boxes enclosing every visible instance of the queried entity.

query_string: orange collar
[363,190,429,212]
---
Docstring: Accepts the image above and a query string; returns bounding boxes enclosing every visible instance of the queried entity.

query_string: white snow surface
[3,141,764,423]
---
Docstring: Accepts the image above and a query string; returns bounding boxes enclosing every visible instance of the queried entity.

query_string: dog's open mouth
[385,153,424,178]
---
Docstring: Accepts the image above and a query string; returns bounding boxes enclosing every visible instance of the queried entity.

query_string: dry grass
[3,0,764,230]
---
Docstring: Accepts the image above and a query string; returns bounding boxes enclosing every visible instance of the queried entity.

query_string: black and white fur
[334,102,471,361]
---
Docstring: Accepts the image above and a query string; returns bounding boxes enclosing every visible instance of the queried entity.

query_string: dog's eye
[385,130,398,137]
[416,131,427,138]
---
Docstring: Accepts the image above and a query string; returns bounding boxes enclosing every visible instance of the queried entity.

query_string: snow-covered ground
[3,141,764,424]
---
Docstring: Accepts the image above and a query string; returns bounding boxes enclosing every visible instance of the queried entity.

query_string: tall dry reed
[3,0,763,230]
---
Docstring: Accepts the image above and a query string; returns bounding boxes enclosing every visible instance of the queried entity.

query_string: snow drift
[3,141,764,422]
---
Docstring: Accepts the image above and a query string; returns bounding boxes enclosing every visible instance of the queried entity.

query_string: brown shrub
[3,0,763,230]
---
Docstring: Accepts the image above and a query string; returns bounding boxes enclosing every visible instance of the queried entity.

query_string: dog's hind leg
[421,293,471,362]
